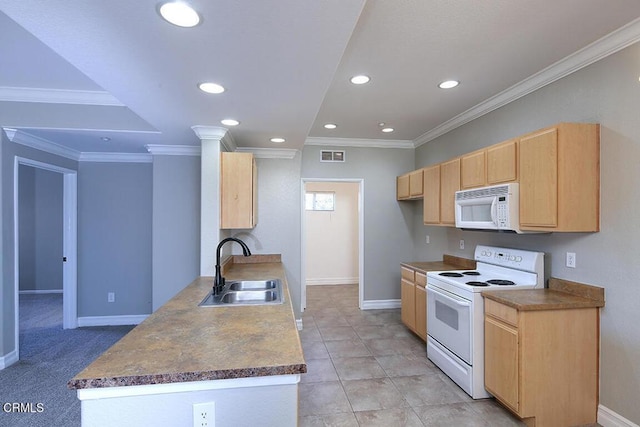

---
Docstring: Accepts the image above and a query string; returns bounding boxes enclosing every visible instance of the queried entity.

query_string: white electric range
[426,245,544,399]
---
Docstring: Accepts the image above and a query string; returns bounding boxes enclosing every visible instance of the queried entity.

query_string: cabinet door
[487,140,517,184]
[440,158,460,224]
[423,165,440,224]
[415,282,427,341]
[485,316,519,412]
[397,174,410,200]
[221,152,256,229]
[519,128,558,227]
[461,150,486,189]
[400,279,416,331]
[409,169,424,197]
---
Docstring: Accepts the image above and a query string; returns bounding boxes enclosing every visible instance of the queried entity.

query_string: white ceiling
[1,1,640,155]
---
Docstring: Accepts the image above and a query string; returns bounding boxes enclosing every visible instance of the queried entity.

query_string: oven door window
[427,286,473,365]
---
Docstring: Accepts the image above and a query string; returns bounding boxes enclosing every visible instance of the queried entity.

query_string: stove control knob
[510,255,516,261]
[515,256,522,262]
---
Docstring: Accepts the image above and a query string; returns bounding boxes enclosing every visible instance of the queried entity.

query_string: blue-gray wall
[412,41,640,423]
[151,154,200,311]
[78,161,152,316]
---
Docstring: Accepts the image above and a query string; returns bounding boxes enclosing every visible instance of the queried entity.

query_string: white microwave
[454,183,524,233]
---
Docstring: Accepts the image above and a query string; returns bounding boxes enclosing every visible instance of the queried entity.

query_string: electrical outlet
[193,402,215,427]
[566,252,576,268]
[107,292,115,303]
[459,239,465,250]
[425,235,430,244]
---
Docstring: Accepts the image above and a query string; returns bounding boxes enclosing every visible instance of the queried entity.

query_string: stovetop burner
[486,279,516,286]
[466,281,489,287]
[439,272,464,277]
[462,271,480,276]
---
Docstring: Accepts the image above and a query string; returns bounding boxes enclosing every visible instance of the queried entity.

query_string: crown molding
[235,147,298,159]
[305,137,414,149]
[0,86,124,106]
[78,152,152,163]
[3,127,81,160]
[414,17,640,147]
[146,144,201,156]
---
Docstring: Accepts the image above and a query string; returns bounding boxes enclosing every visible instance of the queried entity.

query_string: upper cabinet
[221,152,257,229]
[397,169,424,200]
[439,158,460,225]
[487,139,518,185]
[519,123,599,232]
[423,164,441,224]
[460,150,486,189]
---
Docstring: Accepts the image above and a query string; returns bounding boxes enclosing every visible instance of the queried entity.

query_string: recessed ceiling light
[221,119,240,126]
[350,75,370,85]
[439,80,459,89]
[100,136,111,142]
[270,137,285,143]
[158,2,200,27]
[381,127,394,133]
[324,123,337,129]
[198,82,225,94]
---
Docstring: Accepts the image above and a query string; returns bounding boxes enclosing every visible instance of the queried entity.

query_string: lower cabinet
[484,298,599,427]
[400,266,426,340]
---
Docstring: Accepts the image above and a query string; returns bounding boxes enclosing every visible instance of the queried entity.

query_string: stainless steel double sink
[199,279,284,307]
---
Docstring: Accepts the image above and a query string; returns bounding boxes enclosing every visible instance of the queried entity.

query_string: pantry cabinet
[484,297,600,427]
[220,152,257,229]
[439,158,460,225]
[519,123,599,232]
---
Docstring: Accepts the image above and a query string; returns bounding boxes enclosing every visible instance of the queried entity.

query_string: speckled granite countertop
[68,255,306,390]
[401,254,476,273]
[482,277,605,311]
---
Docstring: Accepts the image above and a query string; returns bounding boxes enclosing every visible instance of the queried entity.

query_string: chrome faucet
[214,237,252,295]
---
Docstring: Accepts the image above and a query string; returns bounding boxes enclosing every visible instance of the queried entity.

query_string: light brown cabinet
[220,152,257,229]
[487,139,517,184]
[484,298,599,426]
[422,164,440,224]
[519,123,599,232]
[439,158,460,225]
[460,150,486,189]
[400,266,426,341]
[397,169,424,200]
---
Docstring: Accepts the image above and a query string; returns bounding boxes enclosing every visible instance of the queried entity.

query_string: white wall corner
[0,350,19,370]
[598,405,640,427]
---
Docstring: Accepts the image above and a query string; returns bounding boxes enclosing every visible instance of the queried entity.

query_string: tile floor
[298,284,525,427]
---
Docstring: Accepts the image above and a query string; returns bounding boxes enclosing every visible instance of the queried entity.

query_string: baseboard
[306,277,358,286]
[598,405,639,427]
[0,350,18,370]
[296,319,303,331]
[360,299,401,310]
[19,289,63,294]
[77,315,149,327]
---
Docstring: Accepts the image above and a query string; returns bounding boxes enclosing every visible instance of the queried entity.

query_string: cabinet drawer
[416,272,426,288]
[401,266,415,282]
[485,299,518,327]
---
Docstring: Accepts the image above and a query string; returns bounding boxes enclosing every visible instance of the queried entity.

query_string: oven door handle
[428,286,471,307]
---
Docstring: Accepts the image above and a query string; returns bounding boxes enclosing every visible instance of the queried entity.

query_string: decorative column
[191,126,235,276]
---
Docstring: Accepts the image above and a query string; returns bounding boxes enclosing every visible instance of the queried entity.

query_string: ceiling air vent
[320,150,345,162]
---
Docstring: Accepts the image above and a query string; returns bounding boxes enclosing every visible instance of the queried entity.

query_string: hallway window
[305,192,335,211]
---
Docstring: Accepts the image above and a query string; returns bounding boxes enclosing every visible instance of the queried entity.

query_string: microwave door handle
[490,197,498,226]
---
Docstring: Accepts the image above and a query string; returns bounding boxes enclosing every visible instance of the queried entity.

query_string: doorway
[300,179,364,312]
[13,157,77,362]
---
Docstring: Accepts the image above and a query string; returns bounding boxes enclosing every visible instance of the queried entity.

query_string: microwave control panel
[496,196,508,228]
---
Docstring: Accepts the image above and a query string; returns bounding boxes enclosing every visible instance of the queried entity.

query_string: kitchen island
[68,255,306,427]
